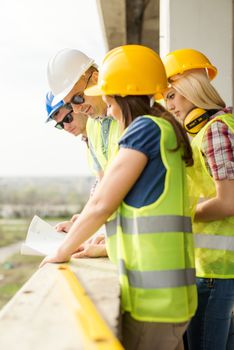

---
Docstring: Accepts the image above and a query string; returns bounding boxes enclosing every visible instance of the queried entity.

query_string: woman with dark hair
[40,45,197,350]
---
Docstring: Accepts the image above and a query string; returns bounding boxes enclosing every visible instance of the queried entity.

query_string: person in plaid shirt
[163,48,234,350]
[202,107,234,181]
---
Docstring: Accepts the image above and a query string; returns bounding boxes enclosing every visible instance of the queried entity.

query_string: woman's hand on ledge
[39,252,70,268]
[72,241,107,258]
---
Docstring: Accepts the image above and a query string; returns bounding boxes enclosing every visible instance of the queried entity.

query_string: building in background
[98,0,233,107]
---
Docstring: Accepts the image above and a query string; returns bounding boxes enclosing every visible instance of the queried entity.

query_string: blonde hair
[169,69,226,110]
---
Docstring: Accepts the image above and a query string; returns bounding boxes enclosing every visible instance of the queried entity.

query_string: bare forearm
[58,201,112,260]
[39,148,148,267]
[195,197,234,222]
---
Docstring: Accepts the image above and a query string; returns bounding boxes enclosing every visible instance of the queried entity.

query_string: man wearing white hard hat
[46,49,120,255]
[47,48,120,177]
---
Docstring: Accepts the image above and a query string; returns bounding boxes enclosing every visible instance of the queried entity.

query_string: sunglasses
[54,112,73,130]
[70,73,92,105]
[50,102,72,120]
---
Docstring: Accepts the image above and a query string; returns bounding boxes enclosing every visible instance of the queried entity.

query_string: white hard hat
[47,48,95,106]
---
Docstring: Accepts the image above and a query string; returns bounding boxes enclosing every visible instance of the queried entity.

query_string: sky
[0,0,107,177]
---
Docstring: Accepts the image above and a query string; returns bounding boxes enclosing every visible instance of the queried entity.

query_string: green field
[0,217,65,310]
[0,218,30,247]
[0,253,42,309]
[0,217,65,247]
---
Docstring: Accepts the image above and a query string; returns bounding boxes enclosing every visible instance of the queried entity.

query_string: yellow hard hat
[85,45,168,96]
[163,48,217,80]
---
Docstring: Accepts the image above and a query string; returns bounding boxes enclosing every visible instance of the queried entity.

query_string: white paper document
[21,215,65,256]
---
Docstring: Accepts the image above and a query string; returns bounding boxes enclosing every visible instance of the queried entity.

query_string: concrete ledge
[0,258,121,350]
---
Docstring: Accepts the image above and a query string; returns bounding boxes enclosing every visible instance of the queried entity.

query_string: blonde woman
[163,48,234,350]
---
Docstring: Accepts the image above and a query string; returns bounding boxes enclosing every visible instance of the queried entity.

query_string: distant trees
[0,176,93,218]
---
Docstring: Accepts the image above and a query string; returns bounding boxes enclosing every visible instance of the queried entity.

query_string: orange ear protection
[183,108,218,135]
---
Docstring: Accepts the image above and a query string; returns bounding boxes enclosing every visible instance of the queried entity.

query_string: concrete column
[97,0,126,50]
[160,0,233,106]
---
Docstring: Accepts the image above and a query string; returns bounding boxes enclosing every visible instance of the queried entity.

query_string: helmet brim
[51,85,73,106]
[45,115,53,123]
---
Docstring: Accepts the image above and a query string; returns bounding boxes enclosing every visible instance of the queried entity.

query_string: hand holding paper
[21,215,65,256]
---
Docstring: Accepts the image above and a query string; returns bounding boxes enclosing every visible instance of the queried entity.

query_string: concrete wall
[0,260,121,349]
[97,0,126,50]
[160,0,233,106]
[141,0,159,52]
[97,0,160,52]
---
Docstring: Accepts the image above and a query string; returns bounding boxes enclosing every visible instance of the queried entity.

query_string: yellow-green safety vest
[106,116,197,323]
[189,113,234,278]
[87,117,121,259]
[86,117,121,175]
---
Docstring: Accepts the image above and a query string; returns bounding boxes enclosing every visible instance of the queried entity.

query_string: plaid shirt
[202,107,234,180]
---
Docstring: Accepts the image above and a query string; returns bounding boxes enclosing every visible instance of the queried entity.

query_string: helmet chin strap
[183,108,219,135]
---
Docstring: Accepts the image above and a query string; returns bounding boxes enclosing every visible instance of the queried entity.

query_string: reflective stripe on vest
[88,139,103,172]
[119,259,196,289]
[106,215,192,237]
[195,233,234,252]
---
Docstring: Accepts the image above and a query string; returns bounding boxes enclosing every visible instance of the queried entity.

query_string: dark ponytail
[114,95,193,167]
